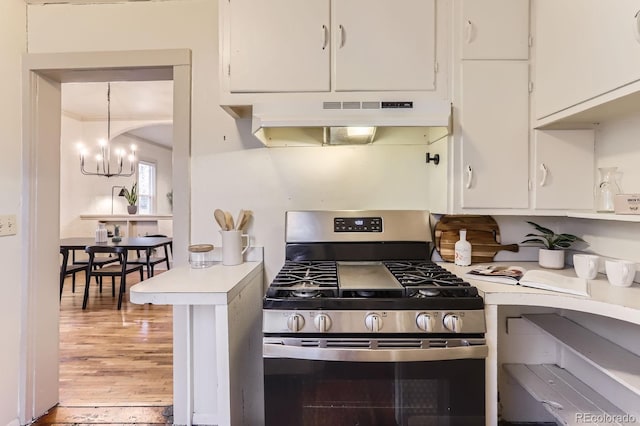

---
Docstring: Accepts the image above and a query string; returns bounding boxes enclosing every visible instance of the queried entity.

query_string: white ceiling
[61,80,174,148]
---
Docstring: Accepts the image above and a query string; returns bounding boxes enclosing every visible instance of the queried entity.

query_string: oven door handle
[264,343,488,362]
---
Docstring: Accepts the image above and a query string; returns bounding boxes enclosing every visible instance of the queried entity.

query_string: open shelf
[566,211,640,223]
[504,363,629,426]
[523,314,640,396]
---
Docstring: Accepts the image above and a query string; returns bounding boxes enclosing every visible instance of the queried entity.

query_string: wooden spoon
[214,209,227,230]
[224,211,235,231]
[238,210,252,231]
[236,209,246,232]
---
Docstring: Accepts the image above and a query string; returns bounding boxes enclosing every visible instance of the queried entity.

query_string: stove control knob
[286,314,305,332]
[314,313,332,332]
[443,314,463,333]
[416,313,434,332]
[365,313,383,332]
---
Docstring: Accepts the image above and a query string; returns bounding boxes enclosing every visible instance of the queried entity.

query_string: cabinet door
[533,130,594,210]
[333,0,436,91]
[535,0,640,118]
[461,0,529,60]
[460,61,529,209]
[229,0,330,92]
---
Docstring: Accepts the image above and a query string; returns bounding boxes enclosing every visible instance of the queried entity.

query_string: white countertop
[441,261,640,325]
[129,261,263,305]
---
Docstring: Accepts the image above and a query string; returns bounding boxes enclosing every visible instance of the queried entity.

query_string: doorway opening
[21,49,191,424]
[57,80,175,408]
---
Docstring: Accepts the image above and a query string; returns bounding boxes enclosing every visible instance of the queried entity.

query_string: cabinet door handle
[321,25,328,50]
[465,20,474,44]
[539,163,548,187]
[465,165,473,189]
[338,24,346,48]
[635,10,640,43]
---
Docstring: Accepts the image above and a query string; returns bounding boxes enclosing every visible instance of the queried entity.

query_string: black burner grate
[383,260,477,298]
[266,261,339,298]
[384,260,472,297]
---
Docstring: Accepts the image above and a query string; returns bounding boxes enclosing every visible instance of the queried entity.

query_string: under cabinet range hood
[250,99,452,147]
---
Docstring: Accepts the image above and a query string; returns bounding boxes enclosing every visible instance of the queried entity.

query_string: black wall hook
[426,152,440,165]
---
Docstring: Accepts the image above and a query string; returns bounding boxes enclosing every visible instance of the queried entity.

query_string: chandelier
[78,82,137,178]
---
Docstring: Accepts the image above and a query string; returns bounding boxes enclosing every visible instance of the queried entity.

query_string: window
[137,161,156,214]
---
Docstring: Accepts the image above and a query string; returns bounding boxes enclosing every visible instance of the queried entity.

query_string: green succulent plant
[521,221,585,250]
[121,182,138,206]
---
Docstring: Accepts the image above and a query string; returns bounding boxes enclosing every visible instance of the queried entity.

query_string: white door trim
[21,49,191,424]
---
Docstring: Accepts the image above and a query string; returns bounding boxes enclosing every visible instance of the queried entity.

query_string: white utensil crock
[221,230,250,266]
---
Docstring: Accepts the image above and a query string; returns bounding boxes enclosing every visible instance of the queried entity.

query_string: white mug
[605,260,636,287]
[220,230,251,266]
[573,254,599,280]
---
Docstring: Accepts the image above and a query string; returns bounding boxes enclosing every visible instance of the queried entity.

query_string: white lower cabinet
[460,60,529,209]
[533,130,595,210]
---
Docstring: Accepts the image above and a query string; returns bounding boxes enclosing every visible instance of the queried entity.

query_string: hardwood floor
[33,270,173,425]
[32,406,171,425]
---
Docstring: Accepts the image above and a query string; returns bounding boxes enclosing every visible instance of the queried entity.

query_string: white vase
[538,248,565,269]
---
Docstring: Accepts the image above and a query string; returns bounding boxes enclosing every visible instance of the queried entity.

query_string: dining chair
[127,235,172,278]
[71,248,120,289]
[60,248,88,300]
[83,245,144,310]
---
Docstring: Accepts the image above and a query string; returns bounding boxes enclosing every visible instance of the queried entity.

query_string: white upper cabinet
[225,0,437,94]
[460,60,529,209]
[333,0,436,91]
[533,130,595,210]
[534,0,640,121]
[461,0,529,60]
[228,0,330,92]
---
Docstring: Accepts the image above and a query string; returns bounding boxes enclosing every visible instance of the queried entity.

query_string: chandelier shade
[77,82,137,178]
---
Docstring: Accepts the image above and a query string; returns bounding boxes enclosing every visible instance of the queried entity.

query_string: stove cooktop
[264,260,482,311]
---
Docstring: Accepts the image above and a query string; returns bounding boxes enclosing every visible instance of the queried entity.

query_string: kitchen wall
[1,1,26,424]
[193,141,435,278]
[60,114,173,238]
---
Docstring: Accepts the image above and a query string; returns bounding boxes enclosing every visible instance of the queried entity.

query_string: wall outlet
[0,215,17,236]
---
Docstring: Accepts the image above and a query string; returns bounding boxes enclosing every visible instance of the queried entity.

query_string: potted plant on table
[521,221,585,269]
[121,182,138,215]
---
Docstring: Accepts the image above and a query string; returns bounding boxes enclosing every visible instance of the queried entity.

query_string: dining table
[59,236,173,283]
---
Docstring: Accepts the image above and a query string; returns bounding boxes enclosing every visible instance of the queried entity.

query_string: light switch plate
[0,215,17,236]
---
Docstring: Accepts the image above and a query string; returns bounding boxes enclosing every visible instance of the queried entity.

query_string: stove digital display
[334,217,382,232]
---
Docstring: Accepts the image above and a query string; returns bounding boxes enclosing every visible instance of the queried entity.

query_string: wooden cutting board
[434,215,519,263]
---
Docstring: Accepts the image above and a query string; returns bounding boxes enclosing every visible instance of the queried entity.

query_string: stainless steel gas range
[263,210,487,426]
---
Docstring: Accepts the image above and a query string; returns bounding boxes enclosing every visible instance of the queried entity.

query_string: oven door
[264,338,487,426]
